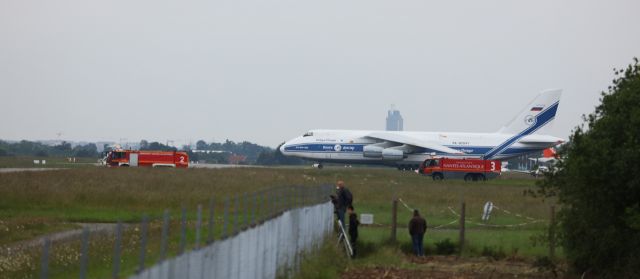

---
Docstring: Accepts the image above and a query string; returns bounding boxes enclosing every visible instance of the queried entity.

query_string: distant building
[386,106,403,131]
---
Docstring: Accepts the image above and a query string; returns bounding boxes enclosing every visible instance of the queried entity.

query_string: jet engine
[363,143,405,161]
[363,145,384,158]
[381,148,404,161]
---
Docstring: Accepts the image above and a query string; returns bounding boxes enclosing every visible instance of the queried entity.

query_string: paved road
[0,168,65,173]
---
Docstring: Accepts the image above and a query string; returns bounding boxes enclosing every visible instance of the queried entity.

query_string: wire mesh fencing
[1,184,334,279]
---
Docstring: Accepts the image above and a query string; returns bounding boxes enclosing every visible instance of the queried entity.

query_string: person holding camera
[335,180,353,227]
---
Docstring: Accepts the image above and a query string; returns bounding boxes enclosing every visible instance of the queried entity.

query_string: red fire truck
[105,150,189,168]
[419,158,501,181]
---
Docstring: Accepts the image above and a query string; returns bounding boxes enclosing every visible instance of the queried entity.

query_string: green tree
[139,140,149,150]
[196,140,208,150]
[35,150,48,157]
[537,58,640,278]
[72,143,98,157]
[54,141,72,154]
[146,141,177,151]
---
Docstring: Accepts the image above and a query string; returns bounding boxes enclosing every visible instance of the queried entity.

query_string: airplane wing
[365,132,464,154]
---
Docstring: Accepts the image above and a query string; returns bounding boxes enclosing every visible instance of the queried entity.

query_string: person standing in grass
[348,205,359,258]
[336,180,353,227]
[409,209,427,256]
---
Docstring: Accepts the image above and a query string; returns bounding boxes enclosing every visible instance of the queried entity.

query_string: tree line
[0,140,98,158]
[0,138,305,165]
[185,140,304,165]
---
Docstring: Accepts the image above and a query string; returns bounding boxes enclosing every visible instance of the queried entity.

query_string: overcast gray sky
[1,0,639,147]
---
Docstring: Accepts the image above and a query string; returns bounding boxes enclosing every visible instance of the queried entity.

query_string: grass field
[0,165,558,278]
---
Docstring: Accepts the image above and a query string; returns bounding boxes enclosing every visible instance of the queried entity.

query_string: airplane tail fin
[498,89,562,134]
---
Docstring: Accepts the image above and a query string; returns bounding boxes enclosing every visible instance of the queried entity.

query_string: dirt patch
[342,256,560,279]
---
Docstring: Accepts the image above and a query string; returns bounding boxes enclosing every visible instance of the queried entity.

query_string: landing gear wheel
[464,174,472,182]
[317,163,323,169]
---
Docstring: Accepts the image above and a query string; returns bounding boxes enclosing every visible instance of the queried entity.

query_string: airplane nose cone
[279,143,288,154]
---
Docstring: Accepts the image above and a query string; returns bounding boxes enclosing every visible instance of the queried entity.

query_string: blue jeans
[412,234,424,256]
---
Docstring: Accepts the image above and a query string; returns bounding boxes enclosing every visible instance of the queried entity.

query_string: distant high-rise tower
[386,105,403,131]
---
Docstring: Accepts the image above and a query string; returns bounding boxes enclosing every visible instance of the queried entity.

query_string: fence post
[243,194,249,230]
[299,186,304,208]
[252,192,258,226]
[271,189,276,216]
[138,215,149,274]
[112,221,122,279]
[549,205,556,258]
[208,197,215,244]
[160,210,169,261]
[41,237,50,279]
[459,202,466,255]
[223,198,229,238]
[232,195,239,234]
[391,197,398,243]
[179,206,187,255]
[196,204,202,249]
[79,227,90,279]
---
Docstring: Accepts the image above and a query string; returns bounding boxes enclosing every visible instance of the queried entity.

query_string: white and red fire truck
[104,150,189,168]
[419,158,501,181]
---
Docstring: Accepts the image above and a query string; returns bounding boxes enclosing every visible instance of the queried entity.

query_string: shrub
[536,58,640,278]
[481,246,506,260]
[434,238,456,255]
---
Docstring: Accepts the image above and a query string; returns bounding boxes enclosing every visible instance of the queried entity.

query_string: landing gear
[397,165,419,171]
[312,163,324,169]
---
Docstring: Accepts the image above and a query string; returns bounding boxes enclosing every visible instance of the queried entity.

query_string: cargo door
[129,153,139,167]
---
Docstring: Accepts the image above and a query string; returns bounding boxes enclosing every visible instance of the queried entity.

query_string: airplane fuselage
[281,130,562,167]
[281,89,564,168]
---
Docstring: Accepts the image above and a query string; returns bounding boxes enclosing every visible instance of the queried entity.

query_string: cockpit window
[113,152,126,159]
[303,132,313,137]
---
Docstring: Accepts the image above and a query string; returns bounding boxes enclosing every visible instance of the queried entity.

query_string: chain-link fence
[1,184,334,279]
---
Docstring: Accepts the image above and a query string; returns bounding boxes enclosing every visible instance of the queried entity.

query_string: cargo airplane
[280,89,564,169]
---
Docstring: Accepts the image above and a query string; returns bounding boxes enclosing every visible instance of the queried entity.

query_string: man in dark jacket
[347,205,359,258]
[409,209,427,256]
[336,180,353,227]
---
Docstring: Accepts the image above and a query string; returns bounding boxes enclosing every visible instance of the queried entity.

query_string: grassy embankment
[0,166,556,278]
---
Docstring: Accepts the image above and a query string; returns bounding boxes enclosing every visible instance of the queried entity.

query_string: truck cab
[105,151,129,167]
[419,159,440,174]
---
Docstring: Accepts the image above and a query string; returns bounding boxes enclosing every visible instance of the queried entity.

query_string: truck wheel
[464,174,473,182]
[478,174,486,181]
[433,173,444,181]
